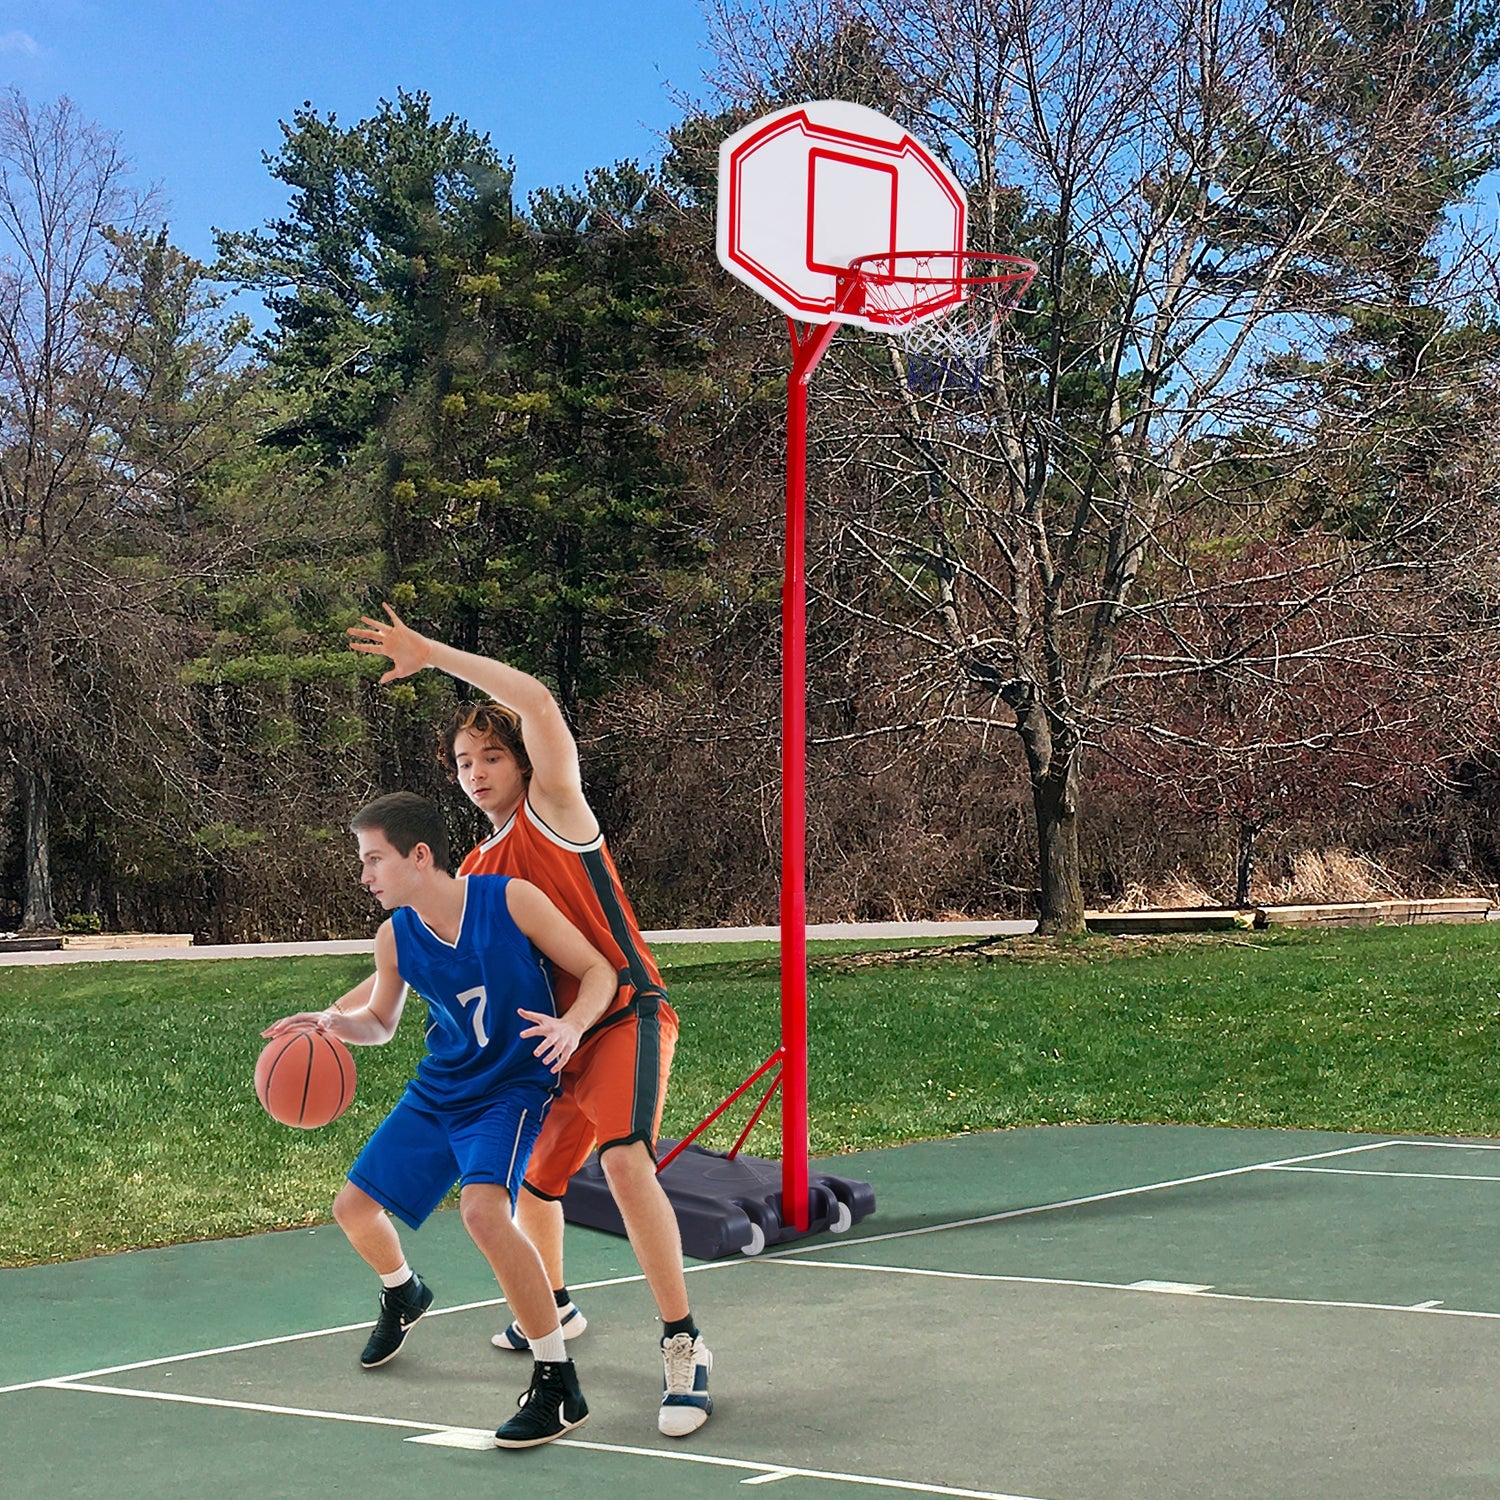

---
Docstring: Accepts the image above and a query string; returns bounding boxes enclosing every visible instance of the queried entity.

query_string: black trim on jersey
[524,799,603,852]
[581,846,656,993]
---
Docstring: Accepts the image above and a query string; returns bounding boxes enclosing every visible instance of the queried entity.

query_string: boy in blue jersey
[264,791,619,1449]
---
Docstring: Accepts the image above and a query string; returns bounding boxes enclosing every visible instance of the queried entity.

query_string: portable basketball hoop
[565,102,1032,1260]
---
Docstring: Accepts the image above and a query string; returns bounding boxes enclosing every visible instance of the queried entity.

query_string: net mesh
[840,251,1037,399]
[898,313,1000,396]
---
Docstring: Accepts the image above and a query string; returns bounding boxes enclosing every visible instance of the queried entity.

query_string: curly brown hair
[438,701,533,782]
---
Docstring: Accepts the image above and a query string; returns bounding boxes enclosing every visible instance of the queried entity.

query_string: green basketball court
[7,1124,1500,1498]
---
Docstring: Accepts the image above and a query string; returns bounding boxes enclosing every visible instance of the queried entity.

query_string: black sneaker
[494,1359,590,1449]
[360,1273,434,1369]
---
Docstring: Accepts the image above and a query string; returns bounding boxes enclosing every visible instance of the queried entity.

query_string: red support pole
[781,317,839,1233]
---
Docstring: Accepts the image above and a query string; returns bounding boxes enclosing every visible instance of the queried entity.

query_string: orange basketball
[255,1027,356,1128]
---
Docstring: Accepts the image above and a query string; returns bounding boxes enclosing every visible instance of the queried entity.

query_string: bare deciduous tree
[705,0,1500,930]
[0,91,248,929]
[1098,535,1495,905]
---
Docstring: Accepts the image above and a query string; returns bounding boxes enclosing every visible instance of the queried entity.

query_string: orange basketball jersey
[458,800,664,1023]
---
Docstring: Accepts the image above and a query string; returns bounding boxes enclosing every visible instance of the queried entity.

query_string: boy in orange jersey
[333,605,712,1439]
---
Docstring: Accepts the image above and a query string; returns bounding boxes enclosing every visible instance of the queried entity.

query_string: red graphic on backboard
[717,101,966,329]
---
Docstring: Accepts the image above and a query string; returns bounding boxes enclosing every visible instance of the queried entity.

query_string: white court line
[41,1381,1054,1500]
[1391,1140,1500,1151]
[0,1137,1410,1398]
[1272,1165,1500,1183]
[0,1322,376,1395]
[408,1429,503,1449]
[41,1379,438,1431]
[550,1436,1054,1499]
[728,1138,1404,1263]
[762,1257,1500,1322]
[0,1273,659,1397]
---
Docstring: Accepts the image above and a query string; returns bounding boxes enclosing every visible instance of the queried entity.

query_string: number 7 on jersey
[456,985,489,1047]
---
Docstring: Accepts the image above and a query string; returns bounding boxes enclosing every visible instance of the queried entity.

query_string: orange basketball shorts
[522,992,678,1201]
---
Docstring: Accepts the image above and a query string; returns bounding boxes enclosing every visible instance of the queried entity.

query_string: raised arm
[348,605,590,831]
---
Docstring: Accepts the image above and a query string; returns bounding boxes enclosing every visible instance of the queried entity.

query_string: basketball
[255,1027,356,1128]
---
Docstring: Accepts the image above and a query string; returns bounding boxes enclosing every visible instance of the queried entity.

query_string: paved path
[0,918,1035,967]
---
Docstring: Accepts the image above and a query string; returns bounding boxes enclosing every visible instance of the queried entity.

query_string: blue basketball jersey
[391,875,559,1109]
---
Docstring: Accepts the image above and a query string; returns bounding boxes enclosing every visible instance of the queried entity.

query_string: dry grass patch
[1100,873,1223,911]
[819,931,1225,969]
[1259,848,1402,904]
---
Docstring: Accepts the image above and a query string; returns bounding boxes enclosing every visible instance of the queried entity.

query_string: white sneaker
[492,1300,587,1351]
[659,1332,713,1436]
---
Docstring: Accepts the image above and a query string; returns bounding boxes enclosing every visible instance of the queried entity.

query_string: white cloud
[0,31,38,56]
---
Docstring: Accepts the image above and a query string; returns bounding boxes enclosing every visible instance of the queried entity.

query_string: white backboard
[717,101,967,331]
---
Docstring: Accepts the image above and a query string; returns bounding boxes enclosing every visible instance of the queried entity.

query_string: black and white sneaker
[360,1273,434,1369]
[494,1359,590,1448]
[492,1300,587,1351]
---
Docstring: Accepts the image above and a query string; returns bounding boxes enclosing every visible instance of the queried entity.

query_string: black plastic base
[560,1139,876,1260]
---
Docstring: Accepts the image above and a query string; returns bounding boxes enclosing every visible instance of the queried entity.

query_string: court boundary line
[0,1135,1421,1398]
[415,1428,1052,1499]
[728,1137,1404,1262]
[1381,1140,1500,1151]
[0,1272,653,1396]
[36,1378,1054,1500]
[764,1258,1500,1321]
[1272,1165,1500,1183]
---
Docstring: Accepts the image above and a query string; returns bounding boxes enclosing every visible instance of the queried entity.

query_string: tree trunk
[1013,698,1086,934]
[20,758,54,930]
[1235,821,1259,908]
[557,602,583,730]
[1033,763,1085,934]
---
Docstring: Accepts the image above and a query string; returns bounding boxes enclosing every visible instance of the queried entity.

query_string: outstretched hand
[518,1008,583,1074]
[348,604,432,683]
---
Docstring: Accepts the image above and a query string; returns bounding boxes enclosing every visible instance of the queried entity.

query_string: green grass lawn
[5,922,1500,1267]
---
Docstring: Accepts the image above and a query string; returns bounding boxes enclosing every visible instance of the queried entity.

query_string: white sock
[379,1262,413,1289]
[529,1327,567,1363]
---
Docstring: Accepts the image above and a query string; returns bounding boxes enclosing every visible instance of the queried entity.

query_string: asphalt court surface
[9,1124,1500,1498]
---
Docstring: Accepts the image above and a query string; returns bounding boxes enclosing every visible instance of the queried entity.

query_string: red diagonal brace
[656,1047,785,1172]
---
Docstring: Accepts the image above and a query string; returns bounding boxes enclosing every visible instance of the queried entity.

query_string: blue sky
[0,0,715,265]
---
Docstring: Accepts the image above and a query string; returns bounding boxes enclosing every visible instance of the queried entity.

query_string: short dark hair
[438,700,533,781]
[350,792,450,870]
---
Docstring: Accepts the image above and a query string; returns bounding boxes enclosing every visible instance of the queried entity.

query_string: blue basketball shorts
[347,1084,552,1230]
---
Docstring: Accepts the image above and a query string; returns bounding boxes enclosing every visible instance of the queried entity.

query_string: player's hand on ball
[262,1010,333,1038]
[347,603,431,683]
[519,1009,583,1073]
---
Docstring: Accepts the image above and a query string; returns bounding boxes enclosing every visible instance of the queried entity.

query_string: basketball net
[838,250,1035,401]
[898,311,1000,397]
